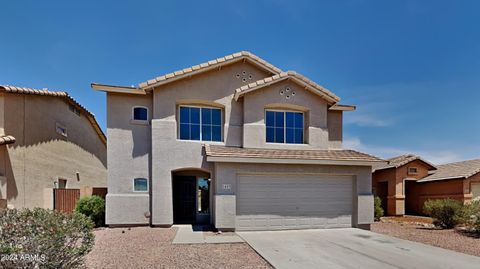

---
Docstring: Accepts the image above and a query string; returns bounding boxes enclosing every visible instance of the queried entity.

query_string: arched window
[133,106,148,121]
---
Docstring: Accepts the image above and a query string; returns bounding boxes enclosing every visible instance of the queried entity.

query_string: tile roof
[139,51,282,90]
[373,154,436,172]
[0,135,15,145]
[233,71,340,104]
[205,145,384,163]
[417,159,480,182]
[0,85,106,145]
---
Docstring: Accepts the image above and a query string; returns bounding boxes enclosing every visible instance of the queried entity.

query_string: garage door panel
[236,174,354,231]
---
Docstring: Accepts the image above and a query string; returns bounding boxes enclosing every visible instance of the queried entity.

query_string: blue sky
[1,0,479,164]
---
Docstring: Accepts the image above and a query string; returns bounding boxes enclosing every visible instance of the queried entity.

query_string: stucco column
[151,120,174,226]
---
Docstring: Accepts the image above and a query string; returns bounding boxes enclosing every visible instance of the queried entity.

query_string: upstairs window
[179,106,222,141]
[133,107,148,121]
[408,167,418,175]
[266,111,304,144]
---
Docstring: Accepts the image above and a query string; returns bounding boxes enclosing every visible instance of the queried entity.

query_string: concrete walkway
[172,225,244,244]
[238,228,480,269]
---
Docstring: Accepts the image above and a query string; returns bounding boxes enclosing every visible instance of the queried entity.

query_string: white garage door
[236,174,353,231]
[472,183,480,200]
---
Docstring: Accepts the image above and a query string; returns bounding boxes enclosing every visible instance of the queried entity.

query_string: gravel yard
[85,227,272,269]
[372,220,480,257]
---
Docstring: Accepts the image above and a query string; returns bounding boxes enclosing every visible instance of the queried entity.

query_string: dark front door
[173,176,196,224]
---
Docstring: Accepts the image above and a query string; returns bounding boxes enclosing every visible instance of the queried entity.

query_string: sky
[1,0,479,164]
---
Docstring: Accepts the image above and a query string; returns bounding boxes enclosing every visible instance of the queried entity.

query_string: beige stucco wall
[2,94,107,209]
[105,93,152,225]
[243,80,331,149]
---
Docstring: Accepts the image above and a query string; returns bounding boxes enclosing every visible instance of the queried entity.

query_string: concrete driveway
[238,228,480,269]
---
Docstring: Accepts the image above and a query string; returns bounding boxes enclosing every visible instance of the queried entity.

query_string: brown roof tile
[205,145,384,163]
[373,154,436,172]
[0,85,106,145]
[0,135,15,145]
[233,71,340,104]
[418,159,480,182]
[138,51,283,90]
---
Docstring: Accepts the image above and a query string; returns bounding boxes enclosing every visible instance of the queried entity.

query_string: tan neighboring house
[92,51,384,231]
[373,155,480,215]
[0,85,107,210]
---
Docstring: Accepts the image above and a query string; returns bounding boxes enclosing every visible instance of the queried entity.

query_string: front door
[173,176,196,224]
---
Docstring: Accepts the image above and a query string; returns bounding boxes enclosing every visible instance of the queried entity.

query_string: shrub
[0,208,94,269]
[374,196,384,221]
[75,195,105,227]
[423,199,464,229]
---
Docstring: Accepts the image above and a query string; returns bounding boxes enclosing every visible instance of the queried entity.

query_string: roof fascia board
[91,83,146,95]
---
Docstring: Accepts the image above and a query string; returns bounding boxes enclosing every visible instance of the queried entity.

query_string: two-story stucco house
[92,51,384,231]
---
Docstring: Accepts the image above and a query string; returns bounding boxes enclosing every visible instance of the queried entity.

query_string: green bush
[374,196,384,221]
[463,200,480,232]
[75,195,105,227]
[423,199,464,229]
[0,208,94,269]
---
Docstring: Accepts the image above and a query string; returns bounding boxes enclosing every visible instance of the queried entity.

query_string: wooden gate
[54,189,80,213]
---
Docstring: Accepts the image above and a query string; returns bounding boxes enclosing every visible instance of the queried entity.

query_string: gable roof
[138,51,282,91]
[233,71,340,104]
[0,85,106,145]
[417,159,480,182]
[205,145,384,165]
[373,154,437,172]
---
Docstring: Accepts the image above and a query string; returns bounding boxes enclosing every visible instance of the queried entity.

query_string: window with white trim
[133,178,148,192]
[133,106,148,121]
[179,106,222,141]
[265,110,304,144]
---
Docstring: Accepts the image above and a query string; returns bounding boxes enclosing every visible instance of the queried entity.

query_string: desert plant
[75,195,105,227]
[374,196,384,221]
[0,208,94,269]
[423,199,464,229]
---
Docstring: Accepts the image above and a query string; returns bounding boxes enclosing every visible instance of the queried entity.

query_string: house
[0,85,107,210]
[373,155,480,215]
[92,51,384,231]
[372,154,436,215]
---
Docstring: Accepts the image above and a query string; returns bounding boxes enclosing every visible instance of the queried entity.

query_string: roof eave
[91,83,146,95]
[329,104,356,111]
[206,156,384,166]
[234,74,340,104]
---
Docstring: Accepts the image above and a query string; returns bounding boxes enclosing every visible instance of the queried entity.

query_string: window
[179,106,222,141]
[58,179,67,189]
[133,178,148,192]
[266,111,304,144]
[197,178,210,214]
[133,107,148,121]
[56,122,67,137]
[408,167,418,175]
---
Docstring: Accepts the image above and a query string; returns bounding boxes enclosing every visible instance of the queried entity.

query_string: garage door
[472,183,480,200]
[236,174,353,231]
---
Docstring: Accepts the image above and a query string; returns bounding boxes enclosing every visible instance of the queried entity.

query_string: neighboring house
[0,85,107,210]
[373,155,480,215]
[372,155,436,215]
[92,51,384,231]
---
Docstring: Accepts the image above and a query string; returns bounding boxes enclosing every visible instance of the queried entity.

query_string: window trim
[132,106,149,121]
[55,122,68,138]
[177,105,223,142]
[133,178,149,192]
[265,109,305,144]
